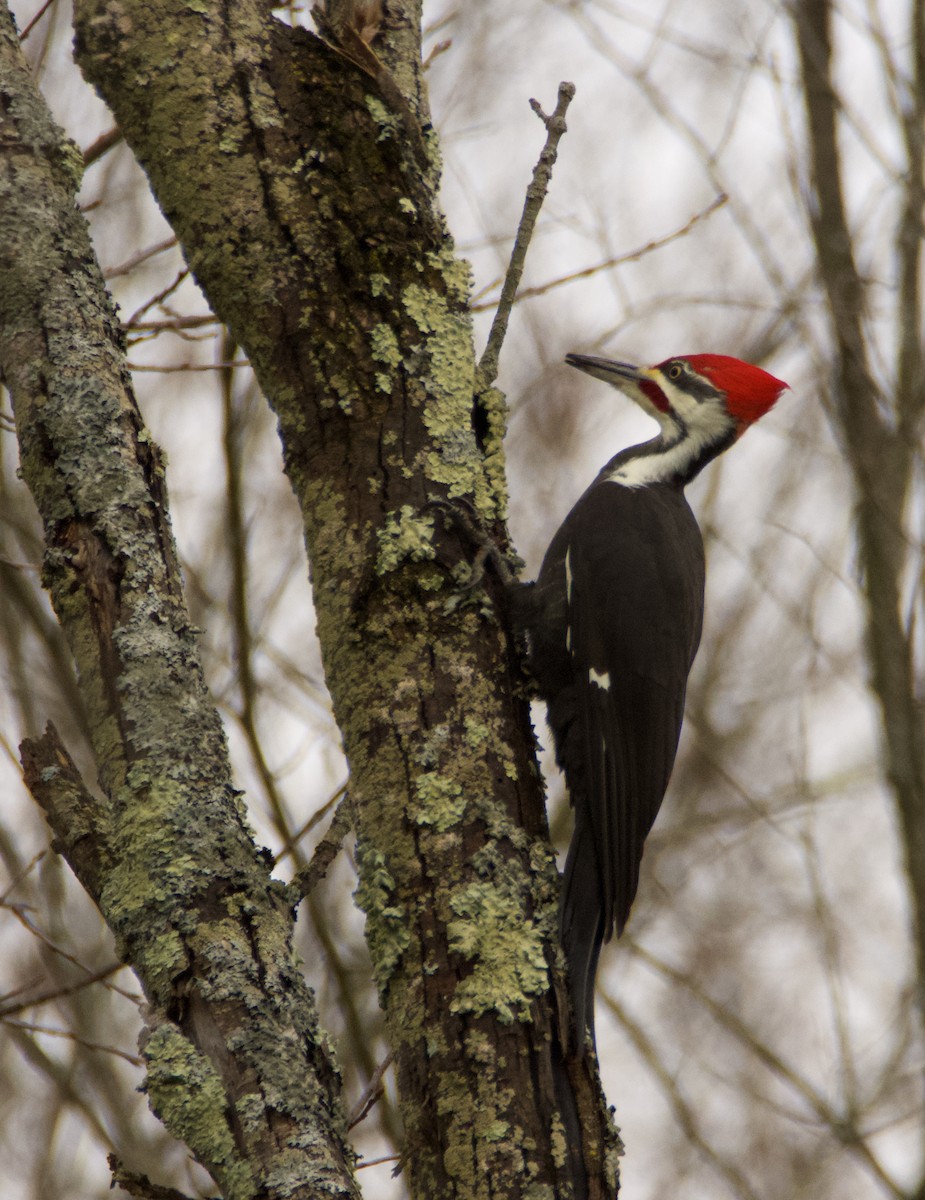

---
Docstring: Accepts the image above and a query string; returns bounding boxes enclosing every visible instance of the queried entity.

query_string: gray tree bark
[0,0,621,1196]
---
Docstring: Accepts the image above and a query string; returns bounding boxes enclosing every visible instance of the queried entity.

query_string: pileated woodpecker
[524,352,788,1042]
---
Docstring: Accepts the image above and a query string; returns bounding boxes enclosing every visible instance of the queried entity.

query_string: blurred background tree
[0,0,922,1197]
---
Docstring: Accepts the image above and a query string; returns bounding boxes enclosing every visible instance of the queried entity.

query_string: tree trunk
[1,0,621,1195]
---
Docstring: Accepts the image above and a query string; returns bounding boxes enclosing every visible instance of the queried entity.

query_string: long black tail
[558,820,605,1047]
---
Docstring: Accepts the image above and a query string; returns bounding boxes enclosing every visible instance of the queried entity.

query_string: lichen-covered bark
[0,6,358,1197]
[16,0,622,1193]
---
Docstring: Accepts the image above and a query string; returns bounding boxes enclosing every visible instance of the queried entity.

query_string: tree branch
[63,0,620,1193]
[794,0,925,1024]
[0,6,358,1194]
[288,793,354,902]
[477,81,576,390]
[19,724,106,899]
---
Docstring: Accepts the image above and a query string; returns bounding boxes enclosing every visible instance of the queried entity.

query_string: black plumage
[519,352,788,1043]
[528,475,704,1039]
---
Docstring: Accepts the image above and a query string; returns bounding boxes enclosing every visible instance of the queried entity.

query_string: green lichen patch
[425,246,473,307]
[413,770,465,833]
[463,716,490,751]
[549,1108,569,1170]
[145,1022,254,1200]
[399,275,509,524]
[354,842,410,1000]
[325,371,360,414]
[475,385,511,518]
[370,322,402,368]
[375,505,436,576]
[446,853,548,1023]
[365,94,400,142]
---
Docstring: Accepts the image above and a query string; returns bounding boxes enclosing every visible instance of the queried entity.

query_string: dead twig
[287,790,354,901]
[477,81,576,390]
[347,1050,395,1129]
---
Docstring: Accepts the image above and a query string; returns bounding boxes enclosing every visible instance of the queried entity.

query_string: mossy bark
[0,4,358,1197]
[7,0,622,1193]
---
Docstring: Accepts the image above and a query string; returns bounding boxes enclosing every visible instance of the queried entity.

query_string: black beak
[565,354,645,386]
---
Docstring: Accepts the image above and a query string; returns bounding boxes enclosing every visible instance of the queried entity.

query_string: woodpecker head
[565,352,788,443]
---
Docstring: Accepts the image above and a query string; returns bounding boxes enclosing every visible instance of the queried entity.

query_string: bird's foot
[425,498,522,591]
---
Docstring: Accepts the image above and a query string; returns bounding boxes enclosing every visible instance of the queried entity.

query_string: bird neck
[599,422,737,489]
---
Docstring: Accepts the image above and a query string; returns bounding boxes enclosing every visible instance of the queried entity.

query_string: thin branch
[125,269,191,327]
[219,337,296,861]
[2,1018,144,1066]
[211,353,387,1122]
[104,236,178,280]
[629,941,904,1198]
[0,962,129,1019]
[125,314,220,335]
[471,193,727,312]
[356,1154,401,1171]
[18,0,58,41]
[422,38,450,71]
[82,126,121,168]
[126,359,248,373]
[275,780,348,866]
[603,991,764,1200]
[0,847,46,905]
[0,554,41,570]
[108,1157,203,1200]
[895,0,925,430]
[476,81,576,389]
[287,791,353,902]
[347,1050,395,1129]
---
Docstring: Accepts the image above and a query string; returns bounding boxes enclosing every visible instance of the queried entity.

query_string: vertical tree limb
[3,0,623,1193]
[794,0,925,1021]
[0,6,359,1195]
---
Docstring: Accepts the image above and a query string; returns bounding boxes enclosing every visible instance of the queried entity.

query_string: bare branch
[108,1157,201,1200]
[104,236,179,280]
[476,81,576,389]
[628,941,904,1198]
[347,1050,394,1129]
[471,194,727,312]
[288,792,353,901]
[82,125,121,167]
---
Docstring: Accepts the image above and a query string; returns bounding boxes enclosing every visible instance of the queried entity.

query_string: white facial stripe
[602,368,735,488]
[656,374,702,420]
[564,546,572,602]
[604,420,726,488]
[656,374,729,437]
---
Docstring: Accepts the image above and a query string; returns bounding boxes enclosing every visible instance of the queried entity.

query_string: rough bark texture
[5,0,622,1195]
[0,5,359,1197]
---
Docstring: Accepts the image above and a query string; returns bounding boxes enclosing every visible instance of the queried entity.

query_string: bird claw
[424,498,520,589]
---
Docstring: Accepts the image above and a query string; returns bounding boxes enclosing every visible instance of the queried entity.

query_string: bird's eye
[667,363,683,380]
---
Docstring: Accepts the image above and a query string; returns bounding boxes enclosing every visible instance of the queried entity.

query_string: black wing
[532,481,704,1037]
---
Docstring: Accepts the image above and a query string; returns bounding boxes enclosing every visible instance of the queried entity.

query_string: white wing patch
[588,667,611,690]
[565,546,573,651]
